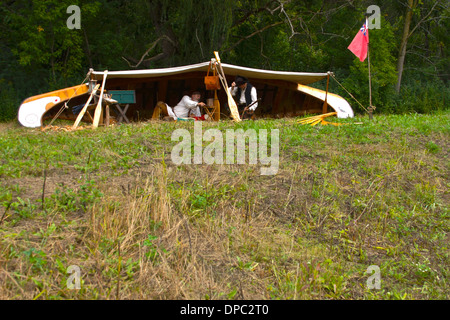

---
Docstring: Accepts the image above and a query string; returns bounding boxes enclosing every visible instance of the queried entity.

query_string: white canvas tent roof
[91,61,329,85]
[90,61,353,118]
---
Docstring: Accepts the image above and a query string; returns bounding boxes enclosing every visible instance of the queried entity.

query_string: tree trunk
[396,0,416,93]
[146,0,178,66]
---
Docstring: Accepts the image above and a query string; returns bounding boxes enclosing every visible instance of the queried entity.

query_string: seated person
[229,75,258,120]
[152,101,177,121]
[174,91,206,118]
[152,91,207,121]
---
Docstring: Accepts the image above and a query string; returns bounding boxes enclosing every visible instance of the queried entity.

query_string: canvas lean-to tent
[17,61,353,128]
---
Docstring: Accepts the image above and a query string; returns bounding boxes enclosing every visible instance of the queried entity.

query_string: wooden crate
[108,90,136,104]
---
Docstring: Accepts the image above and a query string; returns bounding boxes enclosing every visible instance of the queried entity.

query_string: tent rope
[45,72,92,127]
[47,103,69,127]
[329,73,370,114]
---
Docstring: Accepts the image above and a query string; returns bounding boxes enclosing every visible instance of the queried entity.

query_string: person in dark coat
[229,75,258,119]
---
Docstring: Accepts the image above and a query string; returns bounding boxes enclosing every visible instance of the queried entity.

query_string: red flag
[348,22,369,62]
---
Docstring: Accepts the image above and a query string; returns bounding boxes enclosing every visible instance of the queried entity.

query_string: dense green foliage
[1,0,448,121]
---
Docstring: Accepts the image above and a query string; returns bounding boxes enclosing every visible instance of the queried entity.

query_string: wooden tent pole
[213,90,220,121]
[105,105,110,126]
[322,73,330,114]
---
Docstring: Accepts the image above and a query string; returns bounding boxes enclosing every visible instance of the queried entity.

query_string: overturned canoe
[18,84,89,128]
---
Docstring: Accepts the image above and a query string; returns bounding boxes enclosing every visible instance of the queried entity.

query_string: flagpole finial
[364,12,370,26]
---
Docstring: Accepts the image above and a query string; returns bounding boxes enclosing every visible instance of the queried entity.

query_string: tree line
[0,0,448,121]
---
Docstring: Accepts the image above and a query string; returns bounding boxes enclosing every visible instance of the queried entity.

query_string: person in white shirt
[153,91,206,120]
[173,91,205,119]
[229,75,258,119]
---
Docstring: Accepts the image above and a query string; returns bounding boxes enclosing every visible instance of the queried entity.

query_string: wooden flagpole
[366,16,374,120]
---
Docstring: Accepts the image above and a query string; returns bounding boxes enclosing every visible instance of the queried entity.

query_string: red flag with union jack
[348,21,369,62]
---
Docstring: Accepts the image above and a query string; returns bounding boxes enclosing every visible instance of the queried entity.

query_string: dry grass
[0,112,449,300]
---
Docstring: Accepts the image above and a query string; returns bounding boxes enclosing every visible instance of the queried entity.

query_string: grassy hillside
[0,112,448,300]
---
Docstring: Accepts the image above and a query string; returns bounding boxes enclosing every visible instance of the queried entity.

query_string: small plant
[143,235,166,263]
[413,259,436,282]
[125,258,139,280]
[50,187,79,213]
[9,197,36,221]
[49,180,103,213]
[235,256,258,271]
[78,180,104,211]
[23,248,47,272]
[33,223,57,246]
[425,141,440,154]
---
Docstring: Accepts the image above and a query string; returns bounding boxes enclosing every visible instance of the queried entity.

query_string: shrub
[0,80,19,122]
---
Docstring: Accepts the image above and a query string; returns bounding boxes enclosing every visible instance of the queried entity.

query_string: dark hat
[234,75,248,86]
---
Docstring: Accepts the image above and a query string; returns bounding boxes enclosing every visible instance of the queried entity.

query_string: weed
[143,234,167,263]
[49,180,103,213]
[9,197,37,222]
[23,248,47,272]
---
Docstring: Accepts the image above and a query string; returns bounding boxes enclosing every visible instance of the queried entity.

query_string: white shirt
[229,85,258,111]
[163,103,177,119]
[173,95,201,118]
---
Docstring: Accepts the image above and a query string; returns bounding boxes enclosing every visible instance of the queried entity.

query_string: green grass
[0,111,448,300]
